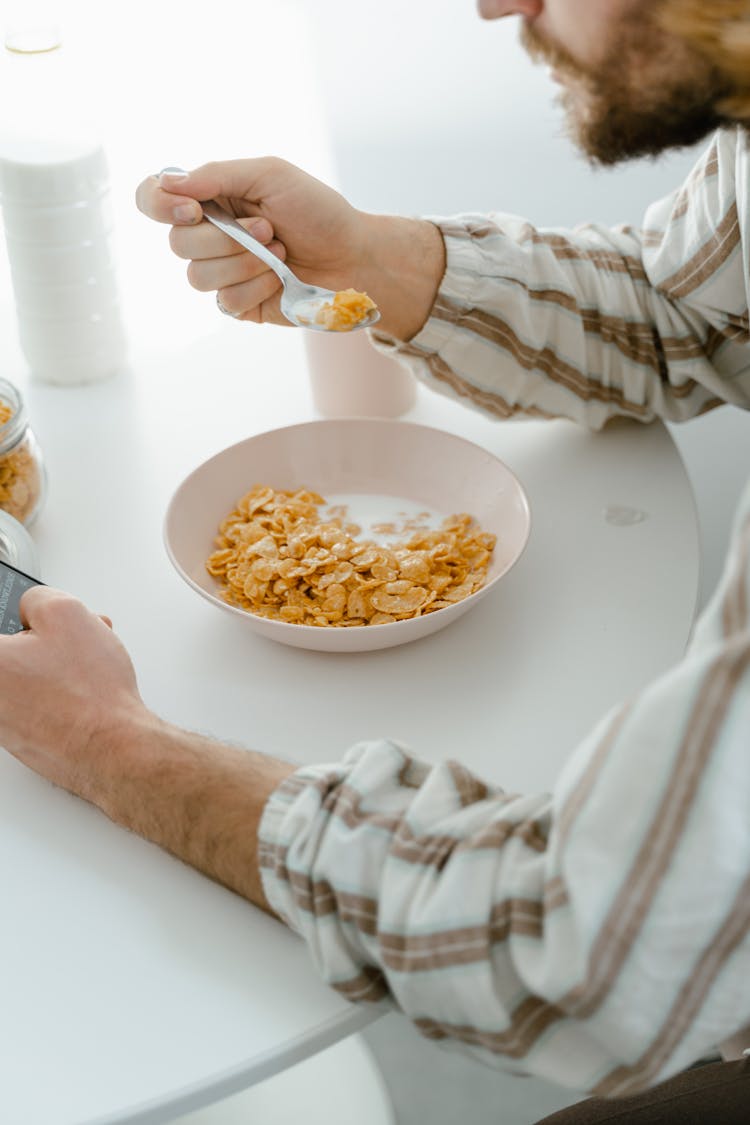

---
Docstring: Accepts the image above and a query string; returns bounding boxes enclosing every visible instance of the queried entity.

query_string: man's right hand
[134,157,445,341]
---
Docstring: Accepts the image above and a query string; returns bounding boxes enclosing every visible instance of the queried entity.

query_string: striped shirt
[258,126,750,1096]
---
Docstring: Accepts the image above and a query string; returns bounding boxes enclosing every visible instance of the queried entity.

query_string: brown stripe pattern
[658,202,741,298]
[269,854,569,970]
[409,630,749,1061]
[515,224,650,284]
[722,509,750,637]
[671,138,720,221]
[448,277,708,376]
[399,343,557,421]
[430,300,653,420]
[376,134,750,434]
[595,859,750,1096]
[333,966,389,1002]
[413,277,711,422]
[258,129,750,1092]
[554,705,632,844]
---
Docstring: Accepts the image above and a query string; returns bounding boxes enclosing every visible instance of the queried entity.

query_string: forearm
[0,588,298,918]
[96,711,296,915]
[358,212,445,341]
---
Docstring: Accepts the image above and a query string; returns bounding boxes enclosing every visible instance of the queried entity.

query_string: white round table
[0,8,700,1116]
[0,317,699,1124]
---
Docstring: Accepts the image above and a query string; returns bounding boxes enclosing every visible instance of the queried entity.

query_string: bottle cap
[3,0,62,54]
[4,22,61,54]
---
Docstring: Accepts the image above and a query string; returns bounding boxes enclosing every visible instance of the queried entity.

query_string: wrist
[357,212,445,341]
[72,698,155,812]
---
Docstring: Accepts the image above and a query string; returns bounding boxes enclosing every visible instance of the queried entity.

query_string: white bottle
[0,18,127,385]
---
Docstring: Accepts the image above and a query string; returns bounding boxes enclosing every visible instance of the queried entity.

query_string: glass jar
[0,508,41,578]
[0,377,46,525]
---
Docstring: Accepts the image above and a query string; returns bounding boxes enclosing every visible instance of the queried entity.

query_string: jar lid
[0,377,27,453]
[0,139,109,206]
[0,509,41,578]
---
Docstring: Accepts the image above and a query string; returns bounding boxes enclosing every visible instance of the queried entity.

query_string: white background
[0,2,746,1121]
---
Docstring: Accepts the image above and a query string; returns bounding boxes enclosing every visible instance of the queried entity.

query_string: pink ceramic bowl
[164,419,531,652]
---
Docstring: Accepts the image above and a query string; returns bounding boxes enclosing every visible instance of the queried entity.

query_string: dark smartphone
[0,559,43,635]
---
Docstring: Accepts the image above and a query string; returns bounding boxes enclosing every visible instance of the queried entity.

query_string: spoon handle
[200,199,296,287]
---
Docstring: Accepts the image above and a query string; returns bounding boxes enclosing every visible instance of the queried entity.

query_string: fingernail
[159,169,188,183]
[248,218,271,241]
[216,293,240,318]
[173,203,199,223]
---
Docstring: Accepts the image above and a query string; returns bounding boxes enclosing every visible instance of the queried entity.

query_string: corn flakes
[0,400,43,524]
[314,289,377,332]
[206,485,496,628]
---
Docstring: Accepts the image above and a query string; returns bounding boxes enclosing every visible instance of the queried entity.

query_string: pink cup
[304,329,416,418]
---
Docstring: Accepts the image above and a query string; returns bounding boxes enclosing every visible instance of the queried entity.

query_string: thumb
[155,166,204,225]
[161,158,285,208]
[154,160,282,226]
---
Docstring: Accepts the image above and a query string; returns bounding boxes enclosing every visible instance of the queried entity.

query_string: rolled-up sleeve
[259,481,750,1096]
[371,128,750,429]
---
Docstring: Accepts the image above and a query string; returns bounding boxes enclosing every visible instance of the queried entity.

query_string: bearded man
[3,4,749,1123]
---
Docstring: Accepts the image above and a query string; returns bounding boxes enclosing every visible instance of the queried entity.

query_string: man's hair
[661,0,750,123]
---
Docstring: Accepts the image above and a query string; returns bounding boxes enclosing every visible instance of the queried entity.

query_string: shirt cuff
[369,215,485,359]
[257,761,350,927]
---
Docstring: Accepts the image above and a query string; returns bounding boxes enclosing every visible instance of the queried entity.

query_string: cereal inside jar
[0,378,46,526]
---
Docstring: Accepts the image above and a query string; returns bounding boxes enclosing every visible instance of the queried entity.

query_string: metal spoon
[204,200,381,331]
[159,168,379,331]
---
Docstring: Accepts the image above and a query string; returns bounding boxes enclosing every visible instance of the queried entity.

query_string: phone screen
[0,559,42,635]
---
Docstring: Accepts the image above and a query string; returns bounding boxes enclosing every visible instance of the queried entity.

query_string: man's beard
[520,6,734,165]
